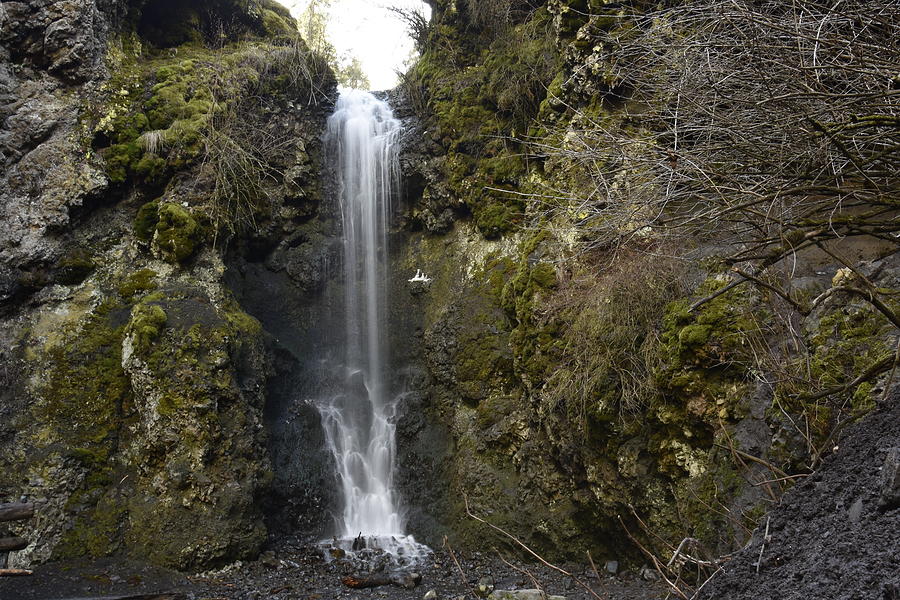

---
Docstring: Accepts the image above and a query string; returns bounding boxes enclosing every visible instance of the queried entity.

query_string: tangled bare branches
[525,0,900,462]
[530,0,899,263]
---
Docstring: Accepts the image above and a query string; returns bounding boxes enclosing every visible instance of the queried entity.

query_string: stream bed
[0,545,668,600]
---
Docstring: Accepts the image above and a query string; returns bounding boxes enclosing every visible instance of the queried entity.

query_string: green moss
[678,324,712,347]
[490,233,562,385]
[154,203,199,263]
[478,155,525,183]
[473,200,522,239]
[57,493,125,559]
[222,299,263,335]
[133,153,167,179]
[128,302,167,352]
[35,299,132,451]
[31,297,136,559]
[134,200,160,242]
[775,301,894,441]
[411,7,561,240]
[55,249,96,285]
[259,7,296,37]
[530,262,557,289]
[662,458,756,548]
[118,269,158,299]
[89,44,257,187]
[808,305,889,390]
[103,141,143,183]
[659,278,758,381]
[851,381,875,416]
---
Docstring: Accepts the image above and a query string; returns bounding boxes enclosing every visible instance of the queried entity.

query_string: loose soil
[698,391,900,600]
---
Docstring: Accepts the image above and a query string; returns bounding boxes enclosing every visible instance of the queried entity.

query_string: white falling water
[318,89,427,563]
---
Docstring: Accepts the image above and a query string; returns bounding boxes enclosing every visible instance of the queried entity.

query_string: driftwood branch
[341,574,393,589]
[341,572,421,590]
[0,568,33,577]
[0,503,34,522]
[0,537,27,552]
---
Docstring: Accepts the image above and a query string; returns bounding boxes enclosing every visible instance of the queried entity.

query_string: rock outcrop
[1,0,897,586]
[388,0,900,569]
[0,0,336,569]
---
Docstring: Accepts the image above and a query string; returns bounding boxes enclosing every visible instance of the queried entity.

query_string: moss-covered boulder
[121,287,270,568]
[153,203,200,264]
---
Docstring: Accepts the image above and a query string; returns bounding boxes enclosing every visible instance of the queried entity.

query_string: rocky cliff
[1,0,897,586]
[388,0,900,574]
[0,0,338,569]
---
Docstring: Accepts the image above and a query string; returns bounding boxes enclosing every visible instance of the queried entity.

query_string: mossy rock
[54,249,96,285]
[134,199,161,242]
[121,288,269,569]
[27,297,137,559]
[154,203,200,263]
[128,302,167,352]
[118,268,159,299]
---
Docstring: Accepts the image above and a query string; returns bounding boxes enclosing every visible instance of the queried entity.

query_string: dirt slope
[699,388,900,600]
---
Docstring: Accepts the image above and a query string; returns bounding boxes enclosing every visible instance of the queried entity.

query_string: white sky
[280,0,432,90]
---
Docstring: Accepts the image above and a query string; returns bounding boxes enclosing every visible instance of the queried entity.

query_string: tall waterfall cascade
[317,89,427,563]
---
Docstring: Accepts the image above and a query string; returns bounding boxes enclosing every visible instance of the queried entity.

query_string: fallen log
[0,503,34,522]
[341,574,393,589]
[341,571,422,590]
[0,568,32,576]
[0,537,27,552]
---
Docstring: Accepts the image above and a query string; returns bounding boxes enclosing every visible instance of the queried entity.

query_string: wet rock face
[0,21,108,313]
[225,251,343,541]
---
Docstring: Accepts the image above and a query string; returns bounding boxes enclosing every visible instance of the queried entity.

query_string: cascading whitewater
[318,89,426,562]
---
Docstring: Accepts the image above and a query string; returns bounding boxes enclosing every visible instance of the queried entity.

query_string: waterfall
[317,89,426,563]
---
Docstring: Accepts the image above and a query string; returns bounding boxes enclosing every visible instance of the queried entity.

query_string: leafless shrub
[531,0,899,262]
[387,5,431,50]
[249,35,332,105]
[527,0,900,424]
[200,121,280,242]
[197,36,327,243]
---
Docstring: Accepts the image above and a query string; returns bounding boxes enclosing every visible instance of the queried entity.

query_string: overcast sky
[281,0,432,90]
